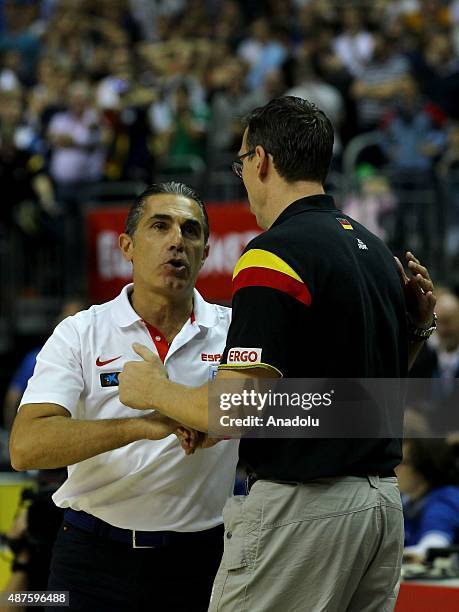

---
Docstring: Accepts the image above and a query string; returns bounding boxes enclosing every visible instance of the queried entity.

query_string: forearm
[10,415,152,470]
[144,380,209,432]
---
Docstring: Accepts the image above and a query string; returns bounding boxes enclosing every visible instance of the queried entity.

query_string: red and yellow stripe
[337,218,353,230]
[232,249,312,306]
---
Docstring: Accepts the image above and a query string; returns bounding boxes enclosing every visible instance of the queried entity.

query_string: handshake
[175,424,220,455]
[118,342,219,454]
[140,412,220,455]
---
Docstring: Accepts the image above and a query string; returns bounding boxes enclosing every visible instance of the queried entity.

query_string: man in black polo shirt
[119,97,436,611]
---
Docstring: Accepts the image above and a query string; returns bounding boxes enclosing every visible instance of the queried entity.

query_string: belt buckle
[132,530,154,549]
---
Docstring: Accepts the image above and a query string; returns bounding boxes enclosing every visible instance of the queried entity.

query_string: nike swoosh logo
[96,355,122,367]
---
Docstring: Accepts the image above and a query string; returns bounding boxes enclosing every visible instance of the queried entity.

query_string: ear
[200,243,210,268]
[255,145,269,180]
[119,233,134,262]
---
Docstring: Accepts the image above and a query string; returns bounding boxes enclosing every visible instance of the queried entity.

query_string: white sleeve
[404,532,451,558]
[19,317,84,416]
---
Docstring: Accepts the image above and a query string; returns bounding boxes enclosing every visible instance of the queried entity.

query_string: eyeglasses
[232,149,256,179]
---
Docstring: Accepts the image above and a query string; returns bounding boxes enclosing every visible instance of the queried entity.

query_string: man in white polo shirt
[9,182,238,612]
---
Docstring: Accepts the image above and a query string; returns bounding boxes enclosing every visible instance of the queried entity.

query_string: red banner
[86,202,261,304]
[396,583,459,612]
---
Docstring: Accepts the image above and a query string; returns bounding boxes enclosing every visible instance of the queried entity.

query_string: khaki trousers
[209,476,403,612]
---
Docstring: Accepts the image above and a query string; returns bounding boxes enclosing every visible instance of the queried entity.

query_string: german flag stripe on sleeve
[232,249,312,306]
[337,217,353,230]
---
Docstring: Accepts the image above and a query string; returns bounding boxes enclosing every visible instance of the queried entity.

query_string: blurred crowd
[2,2,459,243]
[4,0,459,168]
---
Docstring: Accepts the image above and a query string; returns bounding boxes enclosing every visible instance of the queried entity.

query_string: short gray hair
[125,182,209,242]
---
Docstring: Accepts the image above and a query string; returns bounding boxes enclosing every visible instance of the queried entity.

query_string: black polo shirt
[219,194,408,481]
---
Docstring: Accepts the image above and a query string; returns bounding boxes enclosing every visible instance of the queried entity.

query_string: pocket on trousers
[223,530,248,570]
[222,497,249,571]
[55,523,93,547]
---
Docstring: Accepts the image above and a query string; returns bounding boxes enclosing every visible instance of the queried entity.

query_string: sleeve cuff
[218,362,283,377]
[19,395,75,415]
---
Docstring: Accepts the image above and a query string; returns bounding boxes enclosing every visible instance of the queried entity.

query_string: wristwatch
[407,312,437,341]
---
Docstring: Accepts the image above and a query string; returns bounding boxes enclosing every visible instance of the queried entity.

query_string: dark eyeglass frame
[232,149,256,179]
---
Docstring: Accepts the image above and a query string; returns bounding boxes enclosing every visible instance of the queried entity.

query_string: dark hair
[125,182,209,242]
[243,96,334,184]
[406,439,459,488]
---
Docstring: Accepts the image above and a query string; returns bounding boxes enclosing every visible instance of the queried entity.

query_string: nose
[169,224,184,251]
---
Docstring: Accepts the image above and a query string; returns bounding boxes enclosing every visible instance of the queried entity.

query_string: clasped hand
[119,343,215,454]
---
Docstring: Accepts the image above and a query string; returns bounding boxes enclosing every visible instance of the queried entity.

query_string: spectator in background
[48,81,107,189]
[3,346,40,431]
[438,122,459,259]
[48,80,109,293]
[150,80,209,169]
[213,0,244,48]
[142,40,207,109]
[410,292,459,435]
[0,86,57,240]
[311,26,358,144]
[237,17,287,91]
[0,0,41,84]
[381,77,447,258]
[286,55,344,154]
[2,298,85,431]
[438,121,459,177]
[382,78,446,174]
[351,31,410,131]
[96,46,136,111]
[342,163,396,241]
[333,6,374,78]
[26,57,71,139]
[0,83,37,152]
[410,291,459,381]
[97,46,155,181]
[411,32,459,121]
[208,59,271,162]
[396,438,459,562]
[0,48,21,88]
[42,4,93,72]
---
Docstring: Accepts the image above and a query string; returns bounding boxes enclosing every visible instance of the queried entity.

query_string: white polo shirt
[20,285,239,531]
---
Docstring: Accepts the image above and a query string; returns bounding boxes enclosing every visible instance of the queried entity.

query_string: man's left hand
[395,251,436,328]
[175,427,222,455]
[119,343,167,410]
